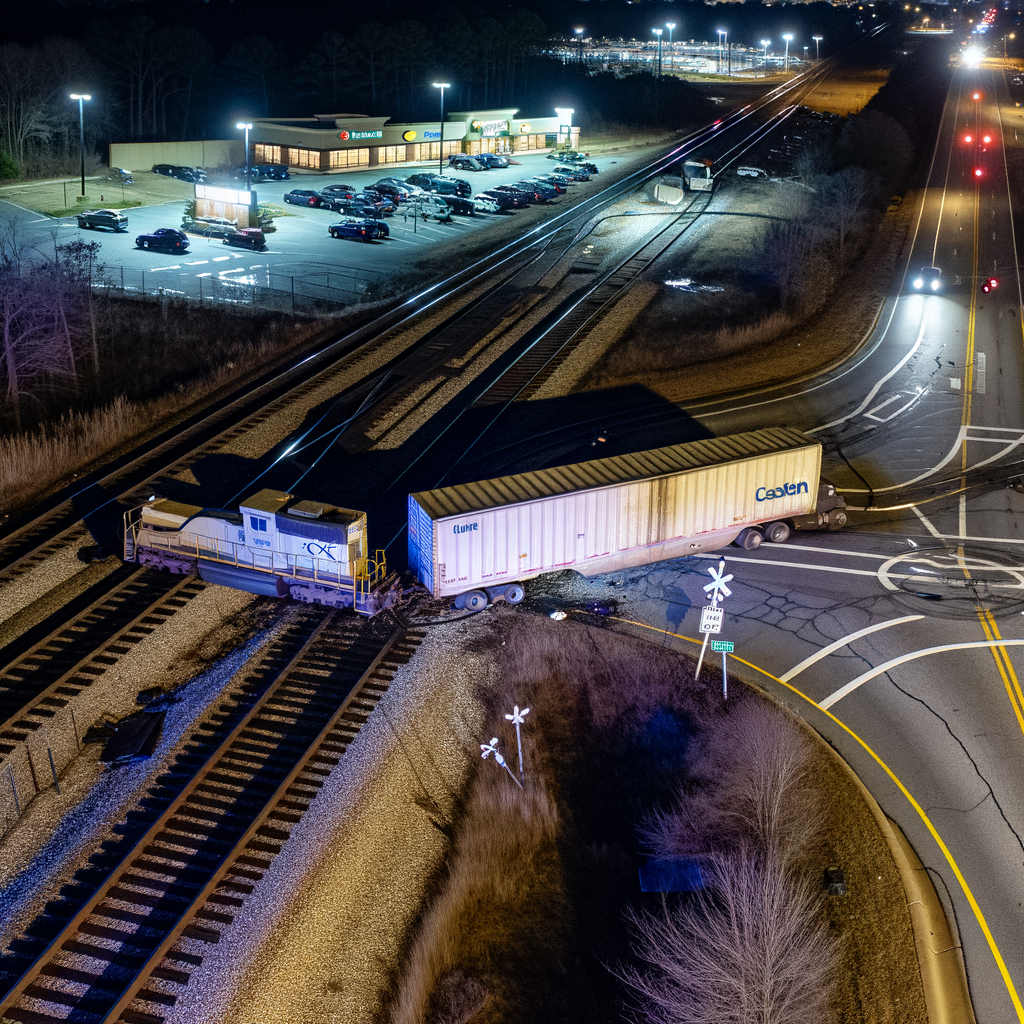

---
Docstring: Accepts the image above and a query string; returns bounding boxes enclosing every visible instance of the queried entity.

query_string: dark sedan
[135,227,189,252]
[353,192,395,215]
[439,193,477,216]
[284,189,327,207]
[328,220,375,242]
[365,183,408,203]
[526,176,566,194]
[492,185,534,206]
[476,189,524,210]
[320,183,358,198]
[553,165,591,181]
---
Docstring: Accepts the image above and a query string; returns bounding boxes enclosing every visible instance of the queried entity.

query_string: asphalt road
[608,59,1024,1024]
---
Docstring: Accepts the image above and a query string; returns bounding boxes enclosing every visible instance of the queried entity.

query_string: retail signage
[424,130,440,139]
[195,184,254,206]
[472,119,509,137]
[520,123,531,133]
[338,129,383,140]
[402,130,417,141]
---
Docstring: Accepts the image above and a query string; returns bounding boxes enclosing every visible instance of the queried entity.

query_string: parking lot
[3,153,620,306]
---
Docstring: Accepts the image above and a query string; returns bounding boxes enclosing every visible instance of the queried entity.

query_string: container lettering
[755,481,809,501]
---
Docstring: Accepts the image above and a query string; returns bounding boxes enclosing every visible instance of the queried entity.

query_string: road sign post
[711,639,734,700]
[695,561,736,691]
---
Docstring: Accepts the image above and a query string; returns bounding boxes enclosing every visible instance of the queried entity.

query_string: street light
[666,22,676,70]
[761,39,771,76]
[70,93,91,198]
[783,33,794,74]
[717,29,727,72]
[575,27,584,63]
[1005,32,1015,58]
[652,27,663,76]
[236,121,252,193]
[812,35,823,59]
[433,82,450,174]
[555,106,574,152]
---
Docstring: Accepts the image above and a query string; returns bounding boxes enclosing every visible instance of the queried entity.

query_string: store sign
[402,130,417,141]
[520,123,531,133]
[472,119,509,137]
[195,184,254,205]
[338,129,383,141]
[424,130,440,139]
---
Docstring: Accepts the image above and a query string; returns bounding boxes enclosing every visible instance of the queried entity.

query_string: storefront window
[291,147,320,169]
[377,145,407,164]
[253,144,281,164]
[328,148,370,169]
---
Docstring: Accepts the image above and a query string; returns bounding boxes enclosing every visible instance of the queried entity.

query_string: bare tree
[619,847,840,1024]
[223,36,282,116]
[819,166,871,263]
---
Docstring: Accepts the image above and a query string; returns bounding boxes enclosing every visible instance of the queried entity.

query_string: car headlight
[931,280,939,290]
[914,278,923,289]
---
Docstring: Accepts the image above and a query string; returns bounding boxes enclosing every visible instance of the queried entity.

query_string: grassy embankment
[387,611,926,1024]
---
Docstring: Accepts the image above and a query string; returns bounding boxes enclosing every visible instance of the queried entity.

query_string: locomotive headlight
[914,277,924,289]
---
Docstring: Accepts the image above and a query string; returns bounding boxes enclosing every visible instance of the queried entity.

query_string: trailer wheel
[504,583,526,605]
[765,521,790,544]
[464,590,488,611]
[827,510,848,531]
[736,528,763,550]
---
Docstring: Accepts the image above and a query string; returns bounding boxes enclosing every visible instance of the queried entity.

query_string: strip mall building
[248,108,580,173]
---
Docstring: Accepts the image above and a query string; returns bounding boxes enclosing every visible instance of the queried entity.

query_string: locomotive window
[249,516,268,532]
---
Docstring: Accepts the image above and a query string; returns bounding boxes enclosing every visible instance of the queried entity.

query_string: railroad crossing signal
[703,560,734,603]
[711,640,734,653]
[700,606,724,634]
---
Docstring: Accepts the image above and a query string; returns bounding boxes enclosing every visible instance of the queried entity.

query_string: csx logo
[756,481,809,501]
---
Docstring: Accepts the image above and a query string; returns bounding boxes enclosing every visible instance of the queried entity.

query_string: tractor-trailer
[408,428,846,610]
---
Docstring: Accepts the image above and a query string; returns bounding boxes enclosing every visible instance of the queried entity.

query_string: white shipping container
[408,428,821,600]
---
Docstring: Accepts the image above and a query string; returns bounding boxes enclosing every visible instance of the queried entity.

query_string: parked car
[284,189,326,207]
[320,183,359,198]
[376,176,420,194]
[553,165,590,181]
[135,227,189,252]
[441,193,477,216]
[333,215,389,239]
[526,176,566,194]
[328,220,375,241]
[405,173,471,197]
[492,185,534,206]
[509,182,551,203]
[333,201,381,219]
[475,153,509,169]
[254,163,289,180]
[536,172,574,188]
[472,194,504,213]
[153,164,205,183]
[519,180,558,200]
[77,209,128,232]
[103,167,134,184]
[232,166,274,183]
[353,191,395,215]
[223,227,267,250]
[448,155,485,171]
[365,183,409,203]
[412,195,453,221]
[568,160,598,174]
[548,149,585,162]
[182,216,237,237]
[475,190,519,210]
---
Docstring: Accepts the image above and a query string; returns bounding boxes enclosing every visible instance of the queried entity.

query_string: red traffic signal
[983,277,998,292]
[975,167,984,177]
[965,134,973,142]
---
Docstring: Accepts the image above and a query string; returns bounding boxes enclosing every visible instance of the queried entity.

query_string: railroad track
[0,608,423,1024]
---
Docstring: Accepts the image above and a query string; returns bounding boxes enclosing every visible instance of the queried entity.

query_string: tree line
[1,7,703,180]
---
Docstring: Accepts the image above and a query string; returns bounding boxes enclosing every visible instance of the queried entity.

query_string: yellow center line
[978,609,1024,734]
[608,614,1024,1021]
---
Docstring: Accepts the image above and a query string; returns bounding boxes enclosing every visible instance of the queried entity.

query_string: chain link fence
[97,262,381,314]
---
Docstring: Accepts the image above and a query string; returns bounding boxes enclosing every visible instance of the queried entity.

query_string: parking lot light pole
[717,29,726,72]
[575,27,584,63]
[761,39,771,76]
[433,82,450,175]
[813,35,823,60]
[666,23,675,70]
[783,33,794,73]
[236,122,252,192]
[70,93,91,198]
[652,28,662,76]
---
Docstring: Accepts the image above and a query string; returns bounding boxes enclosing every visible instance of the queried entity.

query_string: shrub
[0,153,21,180]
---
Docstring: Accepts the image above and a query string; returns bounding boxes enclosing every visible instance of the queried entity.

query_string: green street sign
[711,640,734,653]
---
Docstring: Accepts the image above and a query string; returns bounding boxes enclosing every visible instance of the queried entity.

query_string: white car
[912,266,941,291]
[473,194,502,213]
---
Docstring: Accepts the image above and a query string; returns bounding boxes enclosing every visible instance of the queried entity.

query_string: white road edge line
[819,640,1024,709]
[780,615,925,682]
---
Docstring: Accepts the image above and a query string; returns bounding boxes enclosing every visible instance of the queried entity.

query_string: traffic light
[975,167,984,177]
[965,134,973,142]
[983,276,998,292]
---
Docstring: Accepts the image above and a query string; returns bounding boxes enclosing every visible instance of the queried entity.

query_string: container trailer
[124,429,846,614]
[408,428,846,609]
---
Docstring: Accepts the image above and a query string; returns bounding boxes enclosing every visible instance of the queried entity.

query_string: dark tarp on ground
[639,857,705,893]
[101,710,166,762]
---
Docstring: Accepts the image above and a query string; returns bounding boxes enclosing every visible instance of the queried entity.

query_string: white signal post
[504,704,530,782]
[694,559,734,698]
[481,737,523,789]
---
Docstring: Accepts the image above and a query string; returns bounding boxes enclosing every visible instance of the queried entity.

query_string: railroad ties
[0,609,424,1024]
